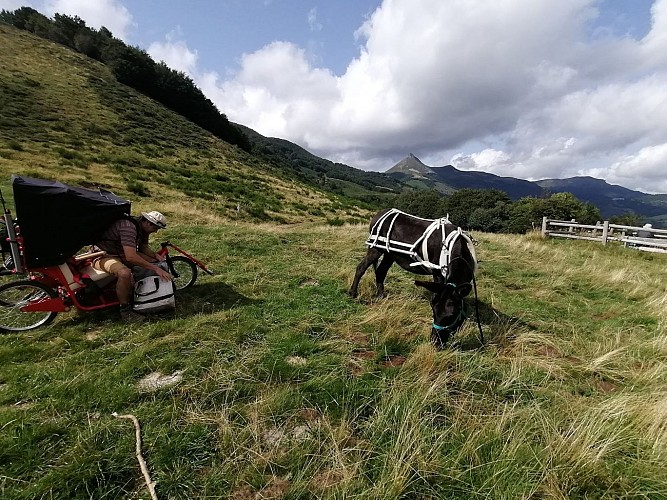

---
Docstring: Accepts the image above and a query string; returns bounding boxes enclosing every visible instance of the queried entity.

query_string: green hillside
[0,23,371,224]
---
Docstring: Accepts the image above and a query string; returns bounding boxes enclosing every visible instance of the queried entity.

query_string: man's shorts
[91,256,129,276]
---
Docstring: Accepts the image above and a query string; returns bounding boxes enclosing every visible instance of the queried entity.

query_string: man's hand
[154,265,172,282]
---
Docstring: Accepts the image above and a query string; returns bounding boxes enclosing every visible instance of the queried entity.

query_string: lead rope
[472,272,484,346]
[112,412,158,500]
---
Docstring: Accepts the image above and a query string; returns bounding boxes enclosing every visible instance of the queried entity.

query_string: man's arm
[137,242,164,262]
[122,245,172,281]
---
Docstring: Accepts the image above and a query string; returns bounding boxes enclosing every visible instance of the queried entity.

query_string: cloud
[0,0,31,11]
[41,0,133,40]
[307,7,322,32]
[148,33,199,75]
[603,143,667,193]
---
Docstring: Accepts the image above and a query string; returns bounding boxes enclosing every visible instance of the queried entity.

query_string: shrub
[326,217,345,226]
[126,180,150,197]
[7,140,23,151]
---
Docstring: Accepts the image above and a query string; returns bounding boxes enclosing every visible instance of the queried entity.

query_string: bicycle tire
[0,280,59,332]
[168,256,198,290]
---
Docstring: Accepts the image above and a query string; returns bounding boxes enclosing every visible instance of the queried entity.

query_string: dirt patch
[257,477,290,499]
[136,370,185,392]
[379,355,407,368]
[536,345,561,358]
[348,349,376,376]
[310,470,345,490]
[351,349,375,360]
[230,484,255,500]
[297,408,320,422]
[263,424,311,447]
[593,378,618,394]
[347,360,365,377]
[8,400,34,410]
[592,310,620,320]
[349,333,370,346]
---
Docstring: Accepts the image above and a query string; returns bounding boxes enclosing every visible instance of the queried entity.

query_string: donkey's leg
[349,248,383,297]
[374,254,395,298]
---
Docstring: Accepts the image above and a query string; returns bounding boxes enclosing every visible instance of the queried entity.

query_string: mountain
[536,176,667,220]
[387,154,667,220]
[236,124,402,206]
[387,155,543,199]
[386,153,435,177]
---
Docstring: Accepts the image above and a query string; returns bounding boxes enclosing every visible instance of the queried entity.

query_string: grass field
[1,221,666,499]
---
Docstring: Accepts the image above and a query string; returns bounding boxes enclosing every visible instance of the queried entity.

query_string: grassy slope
[1,22,667,500]
[0,23,370,225]
[1,223,666,498]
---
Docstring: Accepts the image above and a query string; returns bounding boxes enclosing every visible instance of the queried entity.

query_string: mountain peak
[386,154,435,176]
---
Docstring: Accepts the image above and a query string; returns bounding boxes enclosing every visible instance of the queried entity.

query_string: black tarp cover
[12,175,131,267]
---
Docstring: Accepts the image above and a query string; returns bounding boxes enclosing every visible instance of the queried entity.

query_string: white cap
[643,223,652,229]
[141,210,167,228]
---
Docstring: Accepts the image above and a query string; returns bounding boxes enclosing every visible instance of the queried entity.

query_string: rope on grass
[112,412,158,500]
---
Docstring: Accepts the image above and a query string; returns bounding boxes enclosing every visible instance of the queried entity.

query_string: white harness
[365,208,477,277]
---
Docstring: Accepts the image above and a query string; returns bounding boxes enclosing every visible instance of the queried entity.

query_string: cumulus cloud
[41,0,133,40]
[148,32,199,75]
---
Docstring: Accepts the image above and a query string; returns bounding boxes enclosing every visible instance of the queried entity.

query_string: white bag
[133,276,175,313]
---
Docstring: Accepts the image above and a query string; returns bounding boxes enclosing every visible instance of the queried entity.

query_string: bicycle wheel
[168,256,198,290]
[0,280,58,332]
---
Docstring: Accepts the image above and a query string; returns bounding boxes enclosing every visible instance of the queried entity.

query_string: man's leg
[92,257,144,323]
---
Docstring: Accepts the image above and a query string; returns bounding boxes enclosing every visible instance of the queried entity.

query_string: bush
[126,180,150,197]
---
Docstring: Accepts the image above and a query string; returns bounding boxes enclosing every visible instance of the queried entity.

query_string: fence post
[602,220,609,245]
[569,219,576,233]
[541,216,547,237]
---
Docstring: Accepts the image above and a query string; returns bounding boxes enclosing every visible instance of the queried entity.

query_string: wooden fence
[541,217,667,254]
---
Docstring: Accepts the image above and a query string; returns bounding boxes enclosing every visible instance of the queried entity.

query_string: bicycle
[158,241,214,291]
[0,175,213,332]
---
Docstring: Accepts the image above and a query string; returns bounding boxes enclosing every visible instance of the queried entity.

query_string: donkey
[349,208,478,347]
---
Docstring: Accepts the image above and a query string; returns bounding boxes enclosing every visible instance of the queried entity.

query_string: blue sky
[2,0,666,194]
[127,1,381,76]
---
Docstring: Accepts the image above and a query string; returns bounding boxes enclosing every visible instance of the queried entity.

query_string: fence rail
[541,217,667,254]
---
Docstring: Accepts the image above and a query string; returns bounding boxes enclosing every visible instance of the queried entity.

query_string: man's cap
[141,210,167,228]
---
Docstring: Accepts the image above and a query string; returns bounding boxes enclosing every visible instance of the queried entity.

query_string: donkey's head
[415,280,472,348]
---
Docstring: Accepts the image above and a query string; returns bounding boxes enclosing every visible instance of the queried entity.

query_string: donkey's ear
[415,280,445,293]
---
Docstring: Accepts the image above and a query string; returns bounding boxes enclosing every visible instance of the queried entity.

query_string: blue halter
[432,308,466,332]
[432,283,466,332]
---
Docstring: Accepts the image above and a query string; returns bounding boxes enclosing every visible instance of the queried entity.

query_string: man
[637,223,654,238]
[93,210,172,323]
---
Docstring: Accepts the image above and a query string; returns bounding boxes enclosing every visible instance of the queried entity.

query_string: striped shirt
[95,218,148,257]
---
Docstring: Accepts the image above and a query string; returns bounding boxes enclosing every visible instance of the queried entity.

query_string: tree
[394,190,447,218]
[609,212,643,227]
[443,188,511,228]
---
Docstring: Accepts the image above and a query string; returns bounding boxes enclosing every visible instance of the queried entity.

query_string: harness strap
[366,209,475,277]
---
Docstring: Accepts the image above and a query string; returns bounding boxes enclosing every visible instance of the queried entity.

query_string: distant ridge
[385,155,667,221]
[386,155,542,200]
